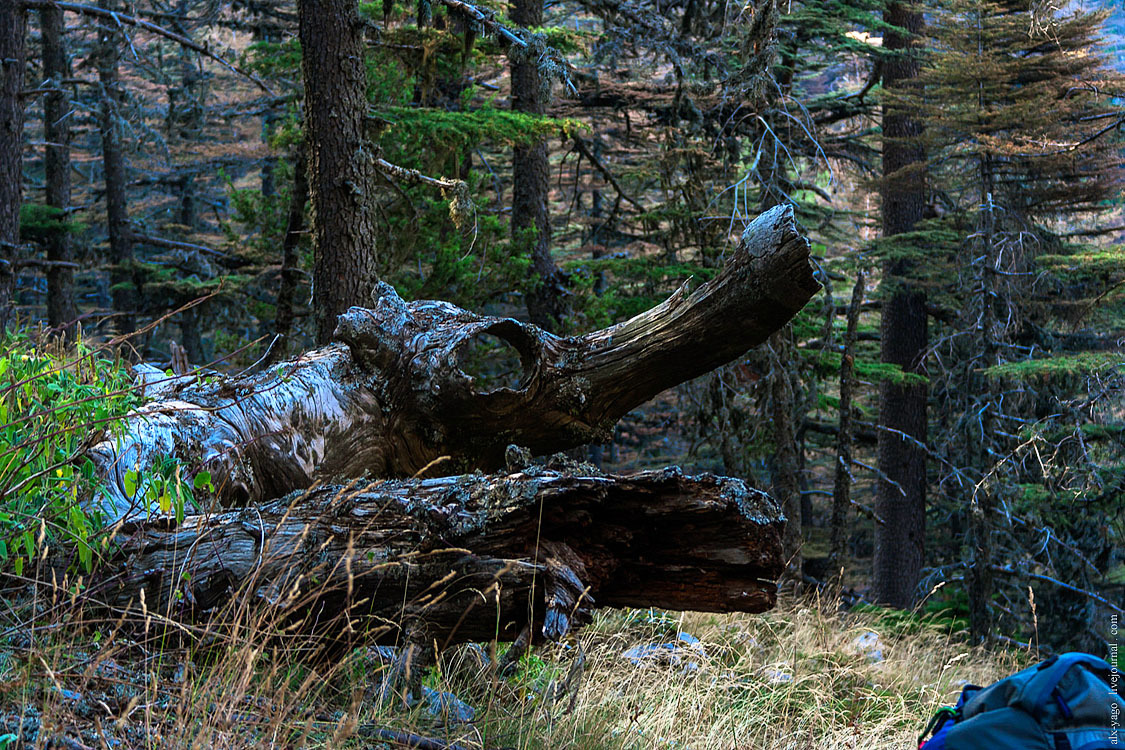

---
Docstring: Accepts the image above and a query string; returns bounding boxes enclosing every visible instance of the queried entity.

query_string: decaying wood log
[88,204,818,521]
[89,468,783,649]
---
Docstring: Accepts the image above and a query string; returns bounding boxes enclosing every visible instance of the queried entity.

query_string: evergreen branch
[21,0,277,96]
[437,0,527,48]
[374,158,475,231]
[375,158,463,191]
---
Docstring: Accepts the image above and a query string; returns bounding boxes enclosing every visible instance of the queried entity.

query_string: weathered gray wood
[89,468,783,650]
[88,204,818,521]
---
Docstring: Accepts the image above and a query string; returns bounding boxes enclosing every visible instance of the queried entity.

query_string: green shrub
[0,334,202,575]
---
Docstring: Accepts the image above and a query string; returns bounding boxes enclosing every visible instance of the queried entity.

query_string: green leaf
[193,471,213,491]
[123,471,138,496]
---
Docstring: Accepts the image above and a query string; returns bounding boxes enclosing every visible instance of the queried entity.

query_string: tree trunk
[832,270,864,575]
[257,21,278,198]
[874,0,927,610]
[510,0,566,331]
[170,1,202,230]
[0,6,25,332]
[967,155,997,641]
[768,330,801,578]
[271,143,308,360]
[830,270,864,575]
[298,0,381,344]
[88,205,818,522]
[79,469,784,650]
[42,5,78,337]
[97,0,135,335]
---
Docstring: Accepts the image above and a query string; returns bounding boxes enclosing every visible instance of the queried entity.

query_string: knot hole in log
[453,321,536,393]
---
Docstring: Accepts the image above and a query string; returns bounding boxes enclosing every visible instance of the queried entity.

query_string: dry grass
[0,587,1037,750]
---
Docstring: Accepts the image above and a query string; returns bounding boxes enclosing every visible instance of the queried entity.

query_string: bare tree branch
[22,0,277,95]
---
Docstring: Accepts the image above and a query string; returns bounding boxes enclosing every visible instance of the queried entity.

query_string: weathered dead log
[89,468,783,649]
[89,204,818,520]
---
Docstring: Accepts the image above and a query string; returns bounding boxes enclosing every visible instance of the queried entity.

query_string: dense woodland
[1,0,1124,744]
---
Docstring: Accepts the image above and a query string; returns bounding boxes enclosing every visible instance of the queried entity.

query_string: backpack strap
[1017,653,1111,716]
[917,707,958,748]
[1052,730,1118,750]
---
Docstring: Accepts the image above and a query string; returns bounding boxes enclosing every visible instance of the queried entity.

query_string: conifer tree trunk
[298,0,381,344]
[967,154,997,641]
[510,0,566,330]
[42,6,78,336]
[96,0,135,334]
[170,0,202,229]
[769,330,801,577]
[830,271,864,575]
[874,0,927,610]
[0,6,25,332]
[257,21,278,198]
[272,144,308,357]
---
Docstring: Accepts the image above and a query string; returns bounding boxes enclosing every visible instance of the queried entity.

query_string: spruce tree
[874,0,928,611]
[907,0,1124,642]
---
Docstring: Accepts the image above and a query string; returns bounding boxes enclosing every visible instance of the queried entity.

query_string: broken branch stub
[86,468,784,649]
[88,204,818,520]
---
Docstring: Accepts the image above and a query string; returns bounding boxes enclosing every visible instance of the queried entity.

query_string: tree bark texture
[88,205,818,522]
[768,331,801,576]
[42,5,78,336]
[510,0,566,331]
[298,0,381,344]
[830,271,864,573]
[83,469,784,649]
[967,156,997,641]
[271,144,308,359]
[96,0,135,335]
[0,6,25,332]
[874,0,927,610]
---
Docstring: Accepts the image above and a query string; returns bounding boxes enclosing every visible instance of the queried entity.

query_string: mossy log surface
[90,468,784,649]
[88,204,817,521]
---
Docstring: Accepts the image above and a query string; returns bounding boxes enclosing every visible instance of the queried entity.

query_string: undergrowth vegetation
[0,590,1034,749]
[0,333,206,578]
[0,334,140,575]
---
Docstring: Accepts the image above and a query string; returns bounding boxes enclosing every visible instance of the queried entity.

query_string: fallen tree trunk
[89,204,818,521]
[85,468,783,650]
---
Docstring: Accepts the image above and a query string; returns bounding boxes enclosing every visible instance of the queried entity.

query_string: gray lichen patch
[719,479,782,524]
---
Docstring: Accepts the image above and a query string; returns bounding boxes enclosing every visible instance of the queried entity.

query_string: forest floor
[0,591,1035,749]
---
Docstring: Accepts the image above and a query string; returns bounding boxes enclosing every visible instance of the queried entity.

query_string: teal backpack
[918,652,1121,750]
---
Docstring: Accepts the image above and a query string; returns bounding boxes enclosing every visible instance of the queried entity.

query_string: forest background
[0,0,1124,744]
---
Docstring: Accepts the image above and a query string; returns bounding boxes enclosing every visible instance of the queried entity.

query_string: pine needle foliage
[911,0,1125,215]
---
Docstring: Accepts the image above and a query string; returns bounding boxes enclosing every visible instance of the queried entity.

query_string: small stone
[622,632,705,673]
[851,631,884,663]
[420,686,475,723]
[763,668,793,684]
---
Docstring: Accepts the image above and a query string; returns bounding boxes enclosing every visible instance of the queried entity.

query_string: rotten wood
[88,468,783,649]
[87,204,818,521]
